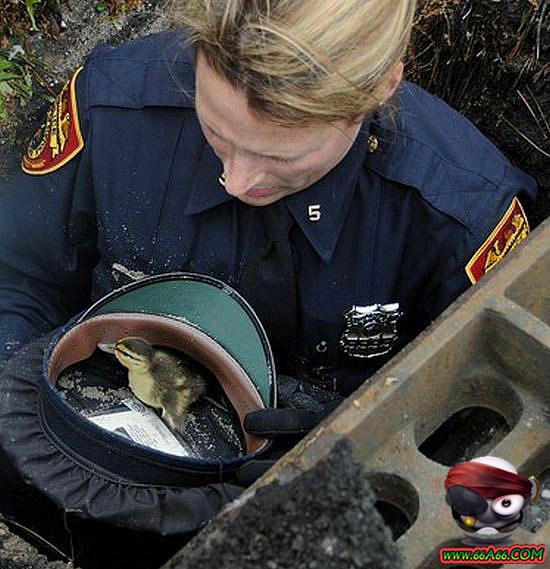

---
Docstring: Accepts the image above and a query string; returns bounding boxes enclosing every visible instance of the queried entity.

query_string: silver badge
[339,303,402,359]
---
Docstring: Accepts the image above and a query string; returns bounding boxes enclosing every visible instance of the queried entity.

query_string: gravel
[0,521,70,569]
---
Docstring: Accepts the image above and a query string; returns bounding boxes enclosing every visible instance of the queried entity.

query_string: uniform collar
[185,120,372,263]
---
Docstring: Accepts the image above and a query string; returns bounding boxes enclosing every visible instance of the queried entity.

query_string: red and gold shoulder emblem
[465,197,530,284]
[21,67,84,175]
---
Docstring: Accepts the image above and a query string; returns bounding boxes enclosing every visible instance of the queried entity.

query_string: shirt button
[316,340,328,353]
[368,134,379,154]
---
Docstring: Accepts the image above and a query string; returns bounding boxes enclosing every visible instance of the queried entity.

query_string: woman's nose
[222,153,266,197]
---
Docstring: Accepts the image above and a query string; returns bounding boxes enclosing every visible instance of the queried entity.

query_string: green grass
[25,0,42,30]
[23,0,62,30]
[0,0,136,121]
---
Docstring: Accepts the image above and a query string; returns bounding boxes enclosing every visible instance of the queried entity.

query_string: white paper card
[88,397,189,457]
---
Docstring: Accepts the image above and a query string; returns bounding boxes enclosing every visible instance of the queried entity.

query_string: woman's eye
[273,156,297,165]
[204,124,299,164]
[492,494,524,516]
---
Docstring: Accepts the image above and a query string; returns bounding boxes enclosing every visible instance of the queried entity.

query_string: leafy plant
[0,51,34,119]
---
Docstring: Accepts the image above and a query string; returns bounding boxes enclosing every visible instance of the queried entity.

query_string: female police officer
[0,0,537,564]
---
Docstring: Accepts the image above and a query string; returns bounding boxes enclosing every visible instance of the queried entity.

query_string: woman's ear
[348,61,405,123]
[385,61,404,101]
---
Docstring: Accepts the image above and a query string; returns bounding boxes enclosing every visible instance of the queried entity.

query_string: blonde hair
[174,0,417,125]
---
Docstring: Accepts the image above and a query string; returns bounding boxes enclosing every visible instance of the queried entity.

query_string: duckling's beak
[98,342,116,354]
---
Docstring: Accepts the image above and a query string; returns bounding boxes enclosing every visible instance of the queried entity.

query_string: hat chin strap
[49,312,268,454]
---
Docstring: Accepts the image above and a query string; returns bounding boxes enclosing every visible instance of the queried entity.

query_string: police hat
[0,273,275,533]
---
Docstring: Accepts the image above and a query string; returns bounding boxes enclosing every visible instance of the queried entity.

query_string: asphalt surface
[166,441,402,569]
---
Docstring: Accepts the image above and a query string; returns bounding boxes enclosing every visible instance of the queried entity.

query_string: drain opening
[419,406,511,466]
[367,473,419,541]
[374,500,411,539]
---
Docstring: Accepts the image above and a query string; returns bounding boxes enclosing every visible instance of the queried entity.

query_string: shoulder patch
[21,67,84,175]
[465,197,529,284]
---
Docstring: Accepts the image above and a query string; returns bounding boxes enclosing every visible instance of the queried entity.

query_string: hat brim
[78,272,276,407]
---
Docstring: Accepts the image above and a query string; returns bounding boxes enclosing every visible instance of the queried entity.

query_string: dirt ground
[0,520,68,569]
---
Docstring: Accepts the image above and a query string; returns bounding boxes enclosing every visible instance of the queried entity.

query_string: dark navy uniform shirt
[0,32,537,395]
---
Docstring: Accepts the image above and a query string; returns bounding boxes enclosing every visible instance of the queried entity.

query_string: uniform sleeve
[412,177,537,334]
[0,68,98,370]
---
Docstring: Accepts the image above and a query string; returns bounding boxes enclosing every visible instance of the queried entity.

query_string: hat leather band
[48,313,268,453]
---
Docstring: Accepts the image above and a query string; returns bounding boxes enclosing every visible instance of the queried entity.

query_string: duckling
[98,337,207,430]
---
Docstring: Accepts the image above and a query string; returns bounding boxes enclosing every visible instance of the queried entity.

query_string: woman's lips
[245,187,278,198]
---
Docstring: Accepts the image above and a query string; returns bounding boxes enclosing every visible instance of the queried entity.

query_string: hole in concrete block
[485,310,550,394]
[367,473,419,540]
[373,501,410,540]
[418,406,511,466]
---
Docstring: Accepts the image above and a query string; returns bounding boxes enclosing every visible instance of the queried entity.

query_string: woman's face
[195,51,365,206]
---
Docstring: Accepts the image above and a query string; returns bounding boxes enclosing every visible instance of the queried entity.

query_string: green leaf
[0,72,21,82]
[0,58,16,72]
[0,97,7,120]
[96,2,108,13]
[25,0,42,31]
[0,81,15,97]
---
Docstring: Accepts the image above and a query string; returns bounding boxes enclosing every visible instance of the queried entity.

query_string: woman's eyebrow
[201,119,309,161]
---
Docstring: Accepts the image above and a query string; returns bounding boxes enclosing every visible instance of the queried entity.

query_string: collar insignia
[339,303,401,359]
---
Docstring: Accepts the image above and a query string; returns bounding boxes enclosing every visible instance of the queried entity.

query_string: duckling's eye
[492,494,524,516]
[115,347,141,361]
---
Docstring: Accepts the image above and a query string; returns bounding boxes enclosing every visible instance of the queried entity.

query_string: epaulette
[85,31,196,110]
[365,82,535,236]
[21,32,195,176]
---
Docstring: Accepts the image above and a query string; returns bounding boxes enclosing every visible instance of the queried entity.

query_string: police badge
[339,303,402,359]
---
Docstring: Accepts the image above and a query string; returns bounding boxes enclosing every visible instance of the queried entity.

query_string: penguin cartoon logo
[444,456,540,543]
